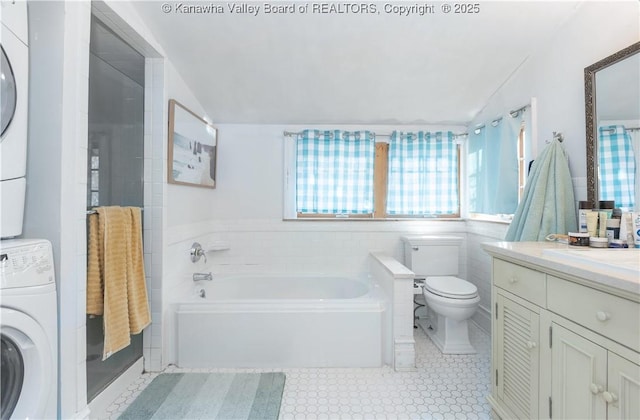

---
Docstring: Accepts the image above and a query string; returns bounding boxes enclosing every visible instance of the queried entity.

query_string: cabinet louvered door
[496,294,540,419]
[607,352,640,419]
[551,323,607,419]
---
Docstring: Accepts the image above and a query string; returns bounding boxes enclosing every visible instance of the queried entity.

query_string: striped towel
[86,206,151,360]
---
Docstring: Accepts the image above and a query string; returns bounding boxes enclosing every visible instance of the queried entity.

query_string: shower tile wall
[141,57,165,373]
[164,220,468,302]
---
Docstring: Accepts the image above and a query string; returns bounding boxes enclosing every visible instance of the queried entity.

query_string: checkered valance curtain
[598,125,635,210]
[296,129,375,214]
[387,131,458,215]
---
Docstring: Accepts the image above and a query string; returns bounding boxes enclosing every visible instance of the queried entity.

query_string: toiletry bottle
[632,212,640,248]
[586,211,599,238]
[620,212,635,245]
[598,211,609,238]
[599,201,615,210]
[605,219,620,241]
[578,201,591,233]
[612,208,622,219]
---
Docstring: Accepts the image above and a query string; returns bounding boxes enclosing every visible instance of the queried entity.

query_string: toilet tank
[402,235,463,278]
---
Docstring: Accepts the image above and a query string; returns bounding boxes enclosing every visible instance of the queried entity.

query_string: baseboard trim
[87,358,144,419]
[472,304,491,334]
[393,337,416,371]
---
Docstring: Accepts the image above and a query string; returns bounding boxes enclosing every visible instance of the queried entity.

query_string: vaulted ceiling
[131,1,584,125]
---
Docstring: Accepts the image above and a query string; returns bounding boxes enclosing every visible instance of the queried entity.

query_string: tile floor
[99,325,491,419]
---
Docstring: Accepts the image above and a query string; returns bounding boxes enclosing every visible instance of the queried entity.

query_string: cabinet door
[551,323,607,419]
[496,294,540,419]
[607,352,640,419]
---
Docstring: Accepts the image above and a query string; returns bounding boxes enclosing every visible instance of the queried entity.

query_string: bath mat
[119,372,285,420]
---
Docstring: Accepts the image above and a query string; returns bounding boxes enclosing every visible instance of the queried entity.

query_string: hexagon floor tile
[96,324,491,419]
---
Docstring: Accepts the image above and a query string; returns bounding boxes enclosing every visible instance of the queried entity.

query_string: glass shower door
[86,16,145,402]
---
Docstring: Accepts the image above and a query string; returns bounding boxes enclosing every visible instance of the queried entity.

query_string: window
[287,129,460,219]
[88,145,100,207]
[517,124,526,202]
[387,131,459,216]
[467,108,531,220]
[296,130,375,216]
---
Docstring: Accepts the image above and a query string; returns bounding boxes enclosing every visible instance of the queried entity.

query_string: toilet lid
[425,276,478,299]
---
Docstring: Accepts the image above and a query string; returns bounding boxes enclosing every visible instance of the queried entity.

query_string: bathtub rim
[178,273,387,312]
[184,272,382,302]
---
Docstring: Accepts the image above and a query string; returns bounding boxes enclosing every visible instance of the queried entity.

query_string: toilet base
[417,315,476,354]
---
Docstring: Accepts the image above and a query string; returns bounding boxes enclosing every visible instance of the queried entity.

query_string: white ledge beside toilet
[369,252,416,372]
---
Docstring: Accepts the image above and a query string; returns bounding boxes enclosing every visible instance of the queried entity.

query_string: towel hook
[190,242,207,263]
[545,132,564,144]
[553,132,564,142]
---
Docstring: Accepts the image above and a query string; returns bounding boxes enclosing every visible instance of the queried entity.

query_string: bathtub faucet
[193,272,213,281]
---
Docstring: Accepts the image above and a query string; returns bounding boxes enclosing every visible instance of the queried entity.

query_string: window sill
[283,217,465,222]
[467,213,513,224]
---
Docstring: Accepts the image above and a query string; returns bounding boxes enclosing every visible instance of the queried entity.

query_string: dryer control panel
[0,239,54,289]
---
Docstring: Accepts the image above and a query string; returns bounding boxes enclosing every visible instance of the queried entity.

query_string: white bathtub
[176,274,386,368]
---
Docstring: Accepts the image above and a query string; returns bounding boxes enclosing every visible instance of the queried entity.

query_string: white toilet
[402,235,480,354]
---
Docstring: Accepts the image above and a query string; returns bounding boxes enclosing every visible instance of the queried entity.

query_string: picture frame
[168,99,217,188]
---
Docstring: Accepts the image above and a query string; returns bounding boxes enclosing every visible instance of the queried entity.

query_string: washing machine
[0,239,57,419]
[1,0,29,238]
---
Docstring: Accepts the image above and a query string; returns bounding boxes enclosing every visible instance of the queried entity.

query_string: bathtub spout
[193,272,213,281]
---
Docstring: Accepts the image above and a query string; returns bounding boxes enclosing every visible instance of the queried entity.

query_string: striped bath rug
[119,372,285,420]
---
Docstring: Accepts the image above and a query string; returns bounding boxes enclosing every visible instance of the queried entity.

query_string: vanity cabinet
[551,323,640,419]
[551,323,607,419]
[486,247,640,420]
[494,293,540,419]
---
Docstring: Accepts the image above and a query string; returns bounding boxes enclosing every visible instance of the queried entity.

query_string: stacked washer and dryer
[1,1,58,419]
[1,0,29,237]
[0,239,57,419]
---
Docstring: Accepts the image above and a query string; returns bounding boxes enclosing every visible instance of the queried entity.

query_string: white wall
[471,1,640,203]
[25,2,92,417]
[466,221,509,332]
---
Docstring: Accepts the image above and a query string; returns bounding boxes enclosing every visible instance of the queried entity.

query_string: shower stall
[86,16,145,402]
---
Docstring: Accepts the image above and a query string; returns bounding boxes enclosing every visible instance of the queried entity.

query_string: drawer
[493,259,546,306]
[548,276,640,351]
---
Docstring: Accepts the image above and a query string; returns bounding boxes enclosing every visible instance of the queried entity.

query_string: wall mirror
[585,41,640,210]
[168,99,217,188]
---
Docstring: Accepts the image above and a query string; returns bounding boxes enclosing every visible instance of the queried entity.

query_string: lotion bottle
[586,211,599,238]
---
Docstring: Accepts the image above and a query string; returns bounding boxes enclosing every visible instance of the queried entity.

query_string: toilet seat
[425,276,478,299]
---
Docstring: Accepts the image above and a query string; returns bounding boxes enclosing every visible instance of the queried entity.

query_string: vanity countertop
[482,241,640,298]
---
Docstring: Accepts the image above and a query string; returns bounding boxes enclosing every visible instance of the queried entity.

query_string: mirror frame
[168,99,217,189]
[584,41,640,208]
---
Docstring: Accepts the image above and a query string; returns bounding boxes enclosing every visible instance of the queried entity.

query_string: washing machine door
[0,308,55,420]
[0,45,17,137]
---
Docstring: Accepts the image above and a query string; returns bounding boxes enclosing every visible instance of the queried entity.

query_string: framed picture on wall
[168,99,217,188]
